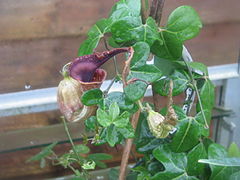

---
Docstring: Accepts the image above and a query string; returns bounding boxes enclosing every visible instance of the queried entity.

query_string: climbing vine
[28,0,240,179]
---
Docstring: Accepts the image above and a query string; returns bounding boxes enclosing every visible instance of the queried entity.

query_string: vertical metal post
[217,78,240,147]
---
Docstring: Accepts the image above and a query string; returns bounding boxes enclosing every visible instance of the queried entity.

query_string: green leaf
[130,42,150,69]
[195,111,210,136]
[160,105,187,120]
[195,110,211,127]
[109,0,141,22]
[111,16,161,46]
[124,81,148,102]
[130,64,162,83]
[153,70,189,96]
[106,125,120,147]
[85,116,97,132]
[135,112,166,153]
[166,6,202,41]
[170,117,200,152]
[109,102,120,120]
[88,153,112,161]
[132,166,151,180]
[153,56,176,76]
[152,145,198,180]
[199,158,240,167]
[113,111,130,127]
[187,143,207,176]
[81,88,103,106]
[117,123,135,138]
[208,143,240,180]
[196,79,215,116]
[27,142,57,162]
[108,36,121,48]
[228,143,240,158]
[97,108,111,127]
[78,18,111,56]
[147,161,164,175]
[74,144,90,154]
[230,171,240,180]
[151,31,183,60]
[108,168,119,180]
[177,61,208,75]
[137,138,164,154]
[153,145,186,172]
[104,92,137,113]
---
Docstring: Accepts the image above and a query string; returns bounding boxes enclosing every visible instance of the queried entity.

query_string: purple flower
[69,48,130,82]
[57,48,131,122]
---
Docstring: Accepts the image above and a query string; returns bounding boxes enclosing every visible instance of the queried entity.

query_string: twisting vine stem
[119,47,139,180]
[103,36,120,75]
[183,60,209,128]
[62,117,83,164]
[149,0,165,112]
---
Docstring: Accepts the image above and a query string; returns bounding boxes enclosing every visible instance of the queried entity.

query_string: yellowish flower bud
[147,110,174,138]
[57,77,83,121]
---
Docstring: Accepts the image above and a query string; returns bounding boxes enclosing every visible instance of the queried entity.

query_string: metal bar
[208,63,239,81]
[0,63,239,118]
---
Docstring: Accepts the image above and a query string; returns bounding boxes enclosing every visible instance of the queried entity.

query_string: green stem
[113,56,120,75]
[183,61,209,128]
[103,36,120,75]
[137,100,145,111]
[62,117,83,163]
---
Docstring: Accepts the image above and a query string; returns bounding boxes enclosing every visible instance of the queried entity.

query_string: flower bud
[147,110,174,138]
[57,77,83,122]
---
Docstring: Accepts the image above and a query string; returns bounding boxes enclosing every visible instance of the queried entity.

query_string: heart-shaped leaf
[81,88,103,106]
[78,18,111,56]
[111,17,161,46]
[187,143,207,176]
[109,0,141,22]
[131,42,150,69]
[153,70,189,96]
[124,81,148,102]
[152,145,198,180]
[170,117,200,152]
[166,6,202,41]
[151,31,183,61]
[130,64,163,83]
[208,143,240,180]
[109,102,120,121]
[113,111,130,128]
[196,79,215,118]
[97,108,111,127]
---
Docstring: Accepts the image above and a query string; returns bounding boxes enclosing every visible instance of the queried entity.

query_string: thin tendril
[103,76,116,95]
[62,117,83,163]
[183,60,209,128]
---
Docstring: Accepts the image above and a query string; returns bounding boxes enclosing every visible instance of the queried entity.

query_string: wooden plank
[185,23,240,65]
[0,120,92,153]
[162,0,240,25]
[0,23,238,94]
[0,35,123,94]
[0,0,239,41]
[0,142,139,179]
[0,0,115,40]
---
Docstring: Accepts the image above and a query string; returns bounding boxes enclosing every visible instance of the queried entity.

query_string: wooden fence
[0,0,239,179]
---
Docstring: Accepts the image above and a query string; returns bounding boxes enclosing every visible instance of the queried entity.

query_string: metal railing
[0,63,239,153]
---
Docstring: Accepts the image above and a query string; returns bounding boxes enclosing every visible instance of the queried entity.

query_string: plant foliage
[29,0,240,179]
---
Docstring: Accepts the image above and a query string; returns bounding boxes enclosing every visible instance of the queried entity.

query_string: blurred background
[0,0,239,179]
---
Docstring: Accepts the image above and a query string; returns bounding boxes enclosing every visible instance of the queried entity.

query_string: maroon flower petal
[69,48,130,82]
